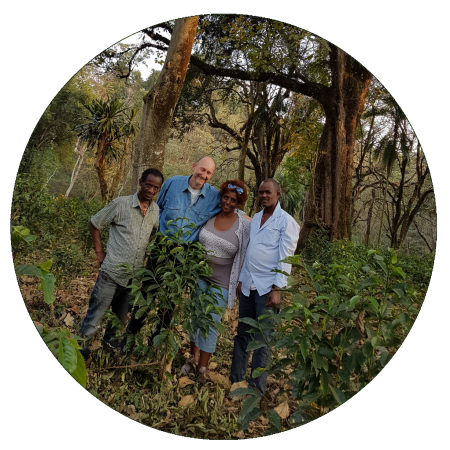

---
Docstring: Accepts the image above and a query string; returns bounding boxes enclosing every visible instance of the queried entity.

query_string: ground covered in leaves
[20,261,306,439]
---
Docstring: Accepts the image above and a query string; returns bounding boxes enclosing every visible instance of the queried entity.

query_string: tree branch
[189,54,330,104]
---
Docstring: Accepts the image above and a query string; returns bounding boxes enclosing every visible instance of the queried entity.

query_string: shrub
[234,246,423,433]
[123,219,225,380]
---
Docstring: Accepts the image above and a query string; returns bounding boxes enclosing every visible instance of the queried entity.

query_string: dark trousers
[79,271,133,352]
[229,289,278,395]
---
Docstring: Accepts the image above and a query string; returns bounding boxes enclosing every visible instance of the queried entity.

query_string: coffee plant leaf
[329,386,346,405]
[58,335,77,374]
[238,317,260,329]
[299,336,310,361]
[246,340,267,352]
[251,367,267,379]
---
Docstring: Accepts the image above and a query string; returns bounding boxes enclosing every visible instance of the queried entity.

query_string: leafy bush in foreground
[235,247,423,433]
[123,219,225,380]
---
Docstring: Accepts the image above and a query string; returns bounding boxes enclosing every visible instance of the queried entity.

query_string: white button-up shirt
[239,202,300,296]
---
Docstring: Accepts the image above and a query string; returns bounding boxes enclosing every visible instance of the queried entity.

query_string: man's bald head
[190,156,216,189]
[195,156,216,168]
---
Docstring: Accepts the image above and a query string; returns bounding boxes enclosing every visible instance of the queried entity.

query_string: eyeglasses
[228,184,244,194]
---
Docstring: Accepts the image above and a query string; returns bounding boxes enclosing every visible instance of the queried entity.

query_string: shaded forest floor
[20,259,306,439]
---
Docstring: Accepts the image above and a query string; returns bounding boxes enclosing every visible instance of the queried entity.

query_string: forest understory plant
[121,218,225,380]
[233,243,423,434]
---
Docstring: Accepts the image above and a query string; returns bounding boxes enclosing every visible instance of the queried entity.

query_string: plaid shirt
[90,192,159,286]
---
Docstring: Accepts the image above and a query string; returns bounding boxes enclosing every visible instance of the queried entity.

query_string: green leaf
[266,409,281,432]
[312,351,327,375]
[58,336,77,374]
[392,288,405,298]
[239,317,260,328]
[329,386,346,405]
[16,264,55,304]
[298,285,313,292]
[376,261,388,275]
[369,297,379,312]
[293,293,307,306]
[378,347,391,367]
[240,394,261,419]
[299,336,310,362]
[134,306,148,319]
[251,367,267,378]
[246,340,267,351]
[230,388,260,397]
[304,264,315,280]
[349,295,361,307]
[40,272,56,304]
[15,264,43,278]
[69,343,87,387]
[318,347,334,359]
[315,295,332,301]
[399,313,411,326]
[392,266,406,279]
[37,259,52,273]
[320,370,329,395]
[380,300,393,318]
[152,330,168,348]
[365,324,375,339]
[362,341,373,358]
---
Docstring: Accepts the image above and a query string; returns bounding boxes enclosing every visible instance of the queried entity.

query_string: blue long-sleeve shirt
[156,175,221,242]
[239,202,300,296]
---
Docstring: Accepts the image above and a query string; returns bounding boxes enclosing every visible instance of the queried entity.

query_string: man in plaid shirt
[78,168,163,360]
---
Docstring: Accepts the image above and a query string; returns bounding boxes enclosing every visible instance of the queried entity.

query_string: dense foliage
[122,219,224,380]
[232,240,429,433]
[12,175,105,281]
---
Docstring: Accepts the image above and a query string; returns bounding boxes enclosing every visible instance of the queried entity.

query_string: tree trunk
[131,16,198,190]
[297,46,372,251]
[364,189,376,246]
[95,140,108,201]
[109,137,130,201]
[391,145,433,250]
[66,138,87,197]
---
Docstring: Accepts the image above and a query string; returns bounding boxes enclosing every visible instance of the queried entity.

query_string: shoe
[197,366,208,384]
[181,355,196,376]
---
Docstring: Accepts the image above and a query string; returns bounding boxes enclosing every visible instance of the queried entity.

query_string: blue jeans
[189,279,227,353]
[79,271,132,351]
[229,290,276,395]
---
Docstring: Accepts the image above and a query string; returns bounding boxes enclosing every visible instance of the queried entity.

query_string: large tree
[130,16,198,189]
[104,15,372,246]
[188,16,373,248]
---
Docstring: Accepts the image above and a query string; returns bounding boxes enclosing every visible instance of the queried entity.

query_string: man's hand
[90,221,105,267]
[96,250,106,265]
[266,286,281,307]
[236,281,242,299]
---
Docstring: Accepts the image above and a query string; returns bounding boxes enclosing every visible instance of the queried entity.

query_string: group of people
[78,156,299,397]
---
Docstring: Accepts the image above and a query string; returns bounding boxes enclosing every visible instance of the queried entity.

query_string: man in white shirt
[230,178,300,396]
